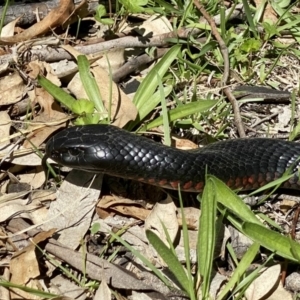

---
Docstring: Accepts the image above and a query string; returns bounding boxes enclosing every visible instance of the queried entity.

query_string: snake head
[44,126,104,171]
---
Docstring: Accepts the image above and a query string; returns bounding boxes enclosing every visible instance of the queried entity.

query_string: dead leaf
[23,88,67,148]
[0,17,21,38]
[280,199,297,213]
[135,14,172,36]
[0,198,41,222]
[254,0,278,24]
[31,189,57,203]
[0,191,31,204]
[18,166,45,189]
[173,137,198,150]
[0,0,75,44]
[98,195,150,220]
[245,264,281,300]
[144,194,178,245]
[26,61,45,79]
[0,112,11,149]
[96,48,125,72]
[266,281,293,300]
[177,207,200,229]
[10,229,56,299]
[95,280,111,300]
[0,72,27,105]
[48,275,87,299]
[42,170,103,249]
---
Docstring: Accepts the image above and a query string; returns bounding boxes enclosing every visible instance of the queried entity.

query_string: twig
[251,111,279,128]
[0,3,244,64]
[193,1,246,137]
[112,48,169,83]
[0,27,202,65]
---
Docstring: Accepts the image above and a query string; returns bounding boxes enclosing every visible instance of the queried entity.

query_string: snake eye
[68,147,83,157]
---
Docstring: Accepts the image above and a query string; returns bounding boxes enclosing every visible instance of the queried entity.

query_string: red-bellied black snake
[43,125,300,192]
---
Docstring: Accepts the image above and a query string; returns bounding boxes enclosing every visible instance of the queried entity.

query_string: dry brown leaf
[254,0,278,23]
[135,14,172,36]
[0,72,27,105]
[98,194,150,219]
[31,189,57,202]
[0,199,41,222]
[7,147,48,166]
[173,137,198,150]
[0,112,11,150]
[26,61,45,79]
[144,194,178,245]
[266,281,293,300]
[10,229,56,299]
[48,275,87,299]
[18,166,45,189]
[96,48,125,72]
[245,264,281,300]
[177,207,200,229]
[0,191,31,204]
[99,195,143,209]
[42,170,103,249]
[0,17,21,38]
[280,199,297,212]
[0,0,75,44]
[95,280,111,300]
[23,88,67,148]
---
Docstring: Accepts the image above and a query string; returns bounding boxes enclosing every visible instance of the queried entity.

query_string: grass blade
[198,177,217,298]
[77,55,106,114]
[133,45,181,110]
[38,75,77,110]
[146,230,190,295]
[208,176,261,225]
[217,242,260,300]
[109,230,172,288]
[242,222,300,262]
[140,100,218,131]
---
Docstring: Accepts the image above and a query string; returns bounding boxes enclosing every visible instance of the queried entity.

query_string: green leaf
[198,178,217,298]
[241,0,258,38]
[242,222,300,262]
[208,176,261,225]
[240,38,262,53]
[95,4,106,18]
[94,4,114,25]
[100,18,114,25]
[217,242,260,300]
[90,222,101,235]
[128,86,172,130]
[133,45,181,112]
[146,230,190,295]
[0,279,57,298]
[71,99,95,115]
[77,55,106,114]
[38,75,77,110]
[139,100,218,131]
[119,0,148,13]
[74,114,100,125]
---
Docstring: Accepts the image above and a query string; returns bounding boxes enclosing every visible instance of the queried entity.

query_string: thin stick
[193,1,246,137]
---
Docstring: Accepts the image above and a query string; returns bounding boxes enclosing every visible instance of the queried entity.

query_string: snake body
[44,125,300,192]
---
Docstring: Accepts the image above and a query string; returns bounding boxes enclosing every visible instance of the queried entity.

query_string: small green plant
[94,4,114,25]
[38,55,106,125]
[118,0,151,14]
